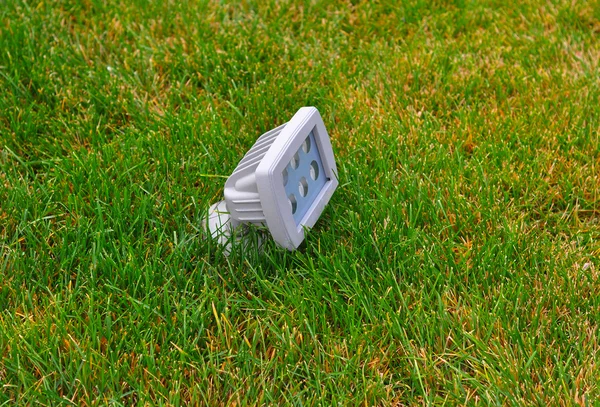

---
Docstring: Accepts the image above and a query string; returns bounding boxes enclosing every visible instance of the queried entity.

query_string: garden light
[206,107,338,251]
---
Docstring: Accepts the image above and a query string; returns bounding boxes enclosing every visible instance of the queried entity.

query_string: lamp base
[204,200,263,255]
[205,200,234,248]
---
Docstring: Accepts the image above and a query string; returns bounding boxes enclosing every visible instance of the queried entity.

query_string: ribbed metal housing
[223,123,286,224]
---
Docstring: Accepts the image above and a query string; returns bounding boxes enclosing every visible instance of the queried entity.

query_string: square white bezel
[255,107,338,250]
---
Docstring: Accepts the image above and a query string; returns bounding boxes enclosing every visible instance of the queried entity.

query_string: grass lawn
[1,0,600,405]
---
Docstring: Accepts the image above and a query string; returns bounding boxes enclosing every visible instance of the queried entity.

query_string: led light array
[282,130,327,224]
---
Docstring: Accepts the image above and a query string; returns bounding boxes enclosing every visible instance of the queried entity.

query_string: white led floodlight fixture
[206,107,338,251]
